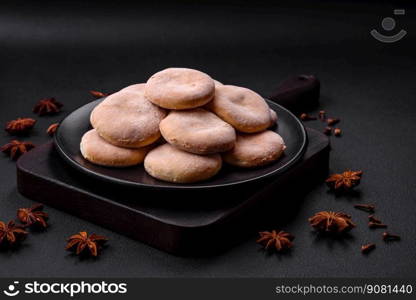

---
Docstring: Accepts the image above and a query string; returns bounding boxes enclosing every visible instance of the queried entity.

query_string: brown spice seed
[353,203,375,213]
[47,123,59,136]
[89,90,110,99]
[334,128,342,136]
[300,113,317,121]
[369,221,387,228]
[327,118,340,126]
[323,127,332,135]
[361,243,376,254]
[368,215,382,224]
[382,232,401,241]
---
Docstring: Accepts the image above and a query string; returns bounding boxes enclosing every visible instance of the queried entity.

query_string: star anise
[89,90,110,99]
[33,97,63,116]
[5,118,36,135]
[256,230,294,252]
[46,123,59,136]
[17,203,48,228]
[325,170,363,190]
[309,211,355,234]
[0,220,27,246]
[65,231,108,257]
[1,140,35,160]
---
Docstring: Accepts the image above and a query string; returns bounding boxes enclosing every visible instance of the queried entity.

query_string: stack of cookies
[81,68,286,183]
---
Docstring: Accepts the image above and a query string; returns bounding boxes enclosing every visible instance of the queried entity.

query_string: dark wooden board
[16,128,329,256]
[269,75,320,114]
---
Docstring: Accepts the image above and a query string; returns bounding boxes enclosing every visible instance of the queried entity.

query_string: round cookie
[222,130,286,168]
[90,88,166,148]
[145,68,215,109]
[269,109,278,127]
[159,108,236,155]
[144,143,222,183]
[80,129,149,167]
[206,85,271,133]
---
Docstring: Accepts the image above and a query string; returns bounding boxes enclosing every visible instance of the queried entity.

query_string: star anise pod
[89,90,110,99]
[1,140,35,160]
[65,231,108,257]
[309,211,355,234]
[256,230,294,252]
[17,203,48,228]
[33,97,63,116]
[46,123,59,136]
[0,220,27,246]
[325,170,363,190]
[5,118,36,135]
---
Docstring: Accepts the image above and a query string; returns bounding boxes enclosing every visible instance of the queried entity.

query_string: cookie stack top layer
[145,68,215,110]
[81,67,285,183]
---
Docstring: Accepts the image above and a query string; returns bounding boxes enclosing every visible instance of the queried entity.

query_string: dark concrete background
[0,1,415,277]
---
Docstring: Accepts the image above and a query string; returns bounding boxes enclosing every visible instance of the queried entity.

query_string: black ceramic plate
[54,99,307,190]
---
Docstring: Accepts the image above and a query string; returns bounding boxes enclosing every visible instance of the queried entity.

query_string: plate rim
[54,99,307,190]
